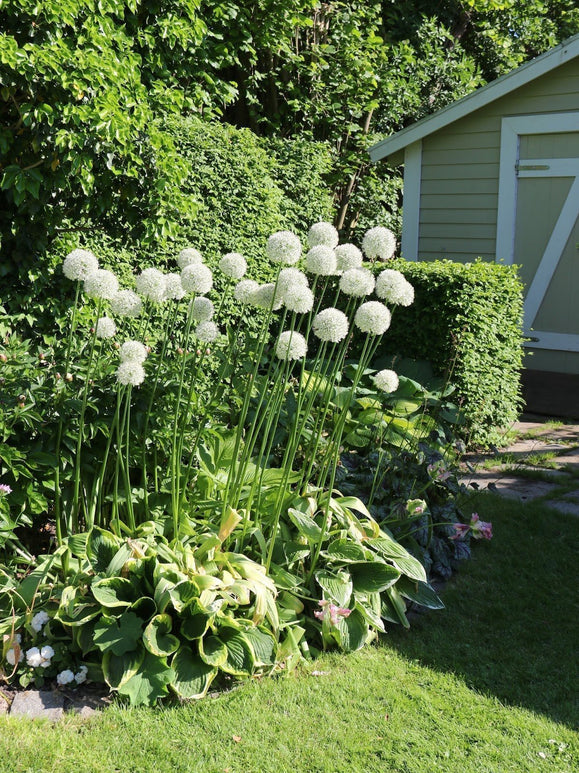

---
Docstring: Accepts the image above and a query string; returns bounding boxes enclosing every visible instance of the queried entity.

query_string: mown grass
[0,493,577,773]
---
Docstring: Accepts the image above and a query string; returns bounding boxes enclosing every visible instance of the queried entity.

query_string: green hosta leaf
[334,496,372,520]
[326,539,368,562]
[154,576,175,613]
[334,608,369,652]
[86,527,121,573]
[93,611,144,656]
[243,626,276,667]
[55,601,101,627]
[283,541,310,564]
[367,536,419,560]
[396,577,445,610]
[382,586,410,628]
[171,645,216,700]
[103,646,144,689]
[349,562,400,593]
[106,543,135,578]
[143,614,180,657]
[91,577,136,608]
[74,619,99,656]
[180,600,213,641]
[287,508,322,542]
[199,634,228,667]
[390,554,427,583]
[66,533,88,558]
[169,580,199,612]
[218,627,254,676]
[130,596,157,621]
[353,594,385,633]
[117,652,175,707]
[315,569,352,607]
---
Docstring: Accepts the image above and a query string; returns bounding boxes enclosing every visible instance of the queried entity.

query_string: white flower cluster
[84,269,119,300]
[96,316,116,339]
[312,308,349,343]
[63,249,99,281]
[5,633,22,666]
[195,320,220,343]
[283,285,314,314]
[117,339,148,386]
[220,252,247,280]
[277,268,308,295]
[26,645,54,669]
[373,369,399,393]
[354,301,392,335]
[334,243,363,272]
[110,289,142,318]
[177,247,204,269]
[253,283,284,311]
[234,279,259,304]
[164,272,186,301]
[191,296,214,323]
[362,226,396,261]
[339,267,375,297]
[307,222,339,249]
[305,245,337,276]
[57,664,88,686]
[135,268,166,302]
[375,269,414,306]
[31,610,50,632]
[181,263,213,295]
[276,330,307,361]
[266,231,302,265]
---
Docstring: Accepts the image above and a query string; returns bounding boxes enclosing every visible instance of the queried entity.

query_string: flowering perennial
[63,249,99,281]
[312,308,349,343]
[314,600,352,626]
[283,286,314,314]
[254,283,284,310]
[177,247,203,269]
[164,273,186,301]
[191,296,215,322]
[375,269,414,306]
[334,243,363,272]
[95,316,116,339]
[116,361,146,387]
[305,245,337,276]
[84,269,119,300]
[277,268,309,295]
[372,369,399,393]
[110,290,142,318]
[275,330,307,361]
[135,268,166,302]
[339,267,375,297]
[307,221,339,249]
[181,263,213,295]
[195,320,220,343]
[266,230,302,265]
[234,279,259,304]
[119,340,148,363]
[354,301,391,335]
[31,610,50,633]
[220,252,247,280]
[451,513,493,541]
[362,226,396,261]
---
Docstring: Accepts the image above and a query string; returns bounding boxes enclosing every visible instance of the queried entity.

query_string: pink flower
[314,600,351,625]
[0,484,11,495]
[470,513,493,540]
[450,523,470,540]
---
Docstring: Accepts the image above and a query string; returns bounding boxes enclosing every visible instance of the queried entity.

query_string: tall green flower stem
[93,386,123,531]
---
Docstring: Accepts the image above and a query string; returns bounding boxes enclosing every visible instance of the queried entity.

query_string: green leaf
[334,608,369,652]
[180,600,213,641]
[143,614,180,657]
[86,527,121,573]
[117,652,175,706]
[315,569,352,607]
[199,634,228,667]
[93,611,144,656]
[326,539,367,562]
[103,646,144,689]
[396,577,445,610]
[171,646,216,700]
[169,580,200,612]
[92,577,135,608]
[218,626,254,676]
[287,508,322,542]
[55,600,101,628]
[382,586,410,628]
[243,626,276,666]
[349,562,400,593]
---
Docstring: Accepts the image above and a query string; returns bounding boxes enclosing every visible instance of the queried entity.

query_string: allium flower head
[135,268,166,302]
[362,226,397,261]
[266,231,302,265]
[181,263,213,295]
[307,222,339,249]
[375,269,414,306]
[220,252,247,280]
[63,249,99,281]
[84,269,119,300]
[116,361,146,387]
[191,296,214,322]
[339,267,375,297]
[120,340,148,363]
[354,301,392,335]
[234,279,260,304]
[277,268,309,295]
[254,283,283,310]
[110,290,142,318]
[372,369,399,393]
[164,272,186,300]
[334,243,363,272]
[276,330,307,361]
[195,320,220,343]
[57,669,75,686]
[312,308,349,343]
[31,610,50,632]
[305,245,337,276]
[177,247,204,269]
[96,316,116,339]
[283,286,314,314]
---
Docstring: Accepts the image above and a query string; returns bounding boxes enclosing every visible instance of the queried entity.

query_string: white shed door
[496,113,579,352]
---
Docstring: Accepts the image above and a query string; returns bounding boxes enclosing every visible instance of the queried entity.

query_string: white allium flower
[234,279,260,304]
[57,669,75,686]
[177,247,204,269]
[373,369,399,393]
[164,272,186,300]
[195,320,220,343]
[312,308,349,343]
[276,330,307,361]
[181,263,213,295]
[110,289,142,318]
[26,647,43,668]
[335,243,363,272]
[375,269,414,306]
[116,361,146,387]
[191,296,214,322]
[84,269,119,300]
[339,267,375,297]
[75,665,88,684]
[254,283,284,310]
[266,231,302,265]
[219,252,247,280]
[307,222,339,249]
[119,340,148,363]
[354,301,392,336]
[277,268,309,295]
[362,226,397,261]
[283,286,314,314]
[6,647,23,666]
[31,610,50,633]
[305,245,337,276]
[63,249,99,281]
[135,268,167,302]
[95,316,116,339]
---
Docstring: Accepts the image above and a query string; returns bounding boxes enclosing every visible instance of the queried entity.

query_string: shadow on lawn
[385,493,579,729]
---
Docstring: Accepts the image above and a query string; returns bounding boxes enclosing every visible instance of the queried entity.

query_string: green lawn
[1,493,577,773]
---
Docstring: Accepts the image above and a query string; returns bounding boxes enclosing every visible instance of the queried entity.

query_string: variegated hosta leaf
[218,626,255,676]
[172,646,217,699]
[333,608,369,652]
[315,569,353,608]
[143,614,180,657]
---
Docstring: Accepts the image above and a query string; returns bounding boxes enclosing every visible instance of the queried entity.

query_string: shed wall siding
[417,59,579,262]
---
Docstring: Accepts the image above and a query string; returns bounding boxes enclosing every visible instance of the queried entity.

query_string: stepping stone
[9,690,65,721]
[545,500,579,516]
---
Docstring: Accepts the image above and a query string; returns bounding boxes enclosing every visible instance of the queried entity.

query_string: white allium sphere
[277,268,309,295]
[339,267,375,297]
[375,269,414,306]
[307,221,339,249]
[116,361,146,386]
[195,320,220,343]
[305,245,337,276]
[177,247,204,269]
[266,231,302,265]
[181,263,213,295]
[63,249,99,281]
[312,307,349,343]
[110,290,142,318]
[334,243,363,272]
[191,296,215,322]
[373,369,399,393]
[283,285,314,314]
[362,226,397,261]
[164,272,186,300]
[119,340,148,363]
[254,283,284,310]
[234,279,260,304]
[96,316,116,339]
[354,301,392,336]
[275,330,308,361]
[219,252,247,280]
[135,268,167,302]
[84,269,119,300]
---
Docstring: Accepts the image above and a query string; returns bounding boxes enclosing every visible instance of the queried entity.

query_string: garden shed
[369,34,579,414]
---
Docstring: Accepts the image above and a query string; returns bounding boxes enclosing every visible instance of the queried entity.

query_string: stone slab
[9,690,65,721]
[462,474,560,502]
[545,500,579,516]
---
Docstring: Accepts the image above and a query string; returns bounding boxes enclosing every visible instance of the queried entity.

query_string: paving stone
[545,500,579,517]
[9,690,65,721]
[462,473,560,501]
[65,691,111,718]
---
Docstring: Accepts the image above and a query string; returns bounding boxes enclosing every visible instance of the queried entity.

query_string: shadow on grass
[384,493,579,729]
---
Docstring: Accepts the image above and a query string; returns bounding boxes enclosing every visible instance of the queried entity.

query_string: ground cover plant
[0,224,488,706]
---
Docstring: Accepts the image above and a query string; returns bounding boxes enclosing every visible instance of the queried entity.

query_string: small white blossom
[56,669,75,686]
[135,268,167,302]
[177,247,204,269]
[305,245,337,276]
[219,252,247,280]
[181,263,213,295]
[312,308,349,343]
[119,340,148,363]
[40,645,54,662]
[110,290,142,318]
[339,267,375,297]
[307,222,339,249]
[195,321,220,343]
[234,279,260,304]
[164,273,186,301]
[31,610,50,632]
[63,249,99,281]
[116,361,146,387]
[75,665,88,684]
[362,226,396,261]
[6,647,23,666]
[266,231,302,265]
[375,269,414,306]
[84,269,119,300]
[191,296,214,322]
[335,243,363,272]
[277,268,309,295]
[254,283,284,310]
[354,301,392,335]
[276,330,307,361]
[26,647,43,668]
[373,369,399,393]
[283,286,314,314]
[95,316,116,339]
